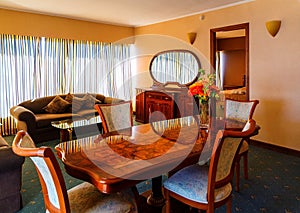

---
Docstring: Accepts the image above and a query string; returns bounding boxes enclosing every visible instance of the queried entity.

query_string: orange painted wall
[135,0,300,151]
[0,8,134,42]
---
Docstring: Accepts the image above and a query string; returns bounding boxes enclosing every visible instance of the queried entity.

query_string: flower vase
[200,101,209,127]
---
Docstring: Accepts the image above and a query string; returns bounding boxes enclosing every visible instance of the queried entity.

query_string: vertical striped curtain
[0,34,132,136]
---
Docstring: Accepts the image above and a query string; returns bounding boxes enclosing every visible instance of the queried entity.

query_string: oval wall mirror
[149,50,201,88]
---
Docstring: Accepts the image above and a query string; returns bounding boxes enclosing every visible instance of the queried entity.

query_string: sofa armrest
[10,106,36,124]
[0,138,24,172]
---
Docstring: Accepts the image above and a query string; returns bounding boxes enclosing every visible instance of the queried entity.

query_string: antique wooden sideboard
[135,87,197,123]
[135,49,201,123]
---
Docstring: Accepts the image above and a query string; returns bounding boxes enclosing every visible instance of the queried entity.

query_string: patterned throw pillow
[70,96,86,112]
[83,94,102,109]
[43,95,70,113]
[65,93,74,103]
[65,93,86,112]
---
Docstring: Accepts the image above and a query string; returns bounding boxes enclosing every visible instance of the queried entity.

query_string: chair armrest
[10,106,36,124]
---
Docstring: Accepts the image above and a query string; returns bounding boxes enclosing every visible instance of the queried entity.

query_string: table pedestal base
[147,193,165,207]
[147,176,165,207]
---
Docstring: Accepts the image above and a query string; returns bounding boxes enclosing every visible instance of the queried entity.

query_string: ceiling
[0,0,253,27]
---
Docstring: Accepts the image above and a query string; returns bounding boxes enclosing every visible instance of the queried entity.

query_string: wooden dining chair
[224,99,259,191]
[163,119,257,213]
[12,130,137,213]
[94,101,133,134]
[94,101,145,210]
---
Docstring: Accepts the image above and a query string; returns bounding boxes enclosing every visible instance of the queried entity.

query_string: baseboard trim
[249,139,300,157]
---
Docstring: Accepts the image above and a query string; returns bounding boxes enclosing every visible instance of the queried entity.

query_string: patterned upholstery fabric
[164,132,243,209]
[99,102,132,132]
[216,137,242,181]
[68,182,135,213]
[31,157,61,209]
[225,100,255,122]
[164,164,232,204]
[239,141,249,153]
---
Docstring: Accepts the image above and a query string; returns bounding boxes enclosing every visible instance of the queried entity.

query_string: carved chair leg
[243,151,249,180]
[226,196,232,213]
[235,156,241,192]
[164,189,171,213]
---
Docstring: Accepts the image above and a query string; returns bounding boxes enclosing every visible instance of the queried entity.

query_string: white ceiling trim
[0,0,255,27]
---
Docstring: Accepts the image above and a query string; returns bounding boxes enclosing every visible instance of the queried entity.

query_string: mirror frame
[149,49,201,89]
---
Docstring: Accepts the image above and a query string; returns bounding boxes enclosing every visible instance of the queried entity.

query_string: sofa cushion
[43,95,71,113]
[35,113,80,128]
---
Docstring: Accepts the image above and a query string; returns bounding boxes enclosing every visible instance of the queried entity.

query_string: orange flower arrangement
[188,69,219,104]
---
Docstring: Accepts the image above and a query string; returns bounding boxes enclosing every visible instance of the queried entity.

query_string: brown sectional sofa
[10,93,123,143]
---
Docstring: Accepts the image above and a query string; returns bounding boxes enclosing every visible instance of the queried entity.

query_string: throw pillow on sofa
[43,95,70,113]
[64,93,85,112]
[82,93,102,109]
[65,93,102,112]
[65,93,74,103]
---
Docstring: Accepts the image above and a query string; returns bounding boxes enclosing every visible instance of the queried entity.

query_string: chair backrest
[207,119,256,202]
[12,131,70,213]
[225,99,259,122]
[94,101,133,133]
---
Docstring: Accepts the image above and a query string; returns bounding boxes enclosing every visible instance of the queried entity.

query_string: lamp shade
[187,32,197,44]
[266,20,281,37]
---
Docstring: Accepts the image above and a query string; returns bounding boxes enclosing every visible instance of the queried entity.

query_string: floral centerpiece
[188,69,219,125]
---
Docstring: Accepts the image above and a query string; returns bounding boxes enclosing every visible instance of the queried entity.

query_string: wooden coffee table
[51,116,102,141]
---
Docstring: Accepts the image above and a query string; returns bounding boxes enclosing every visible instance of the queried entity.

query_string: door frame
[210,23,249,100]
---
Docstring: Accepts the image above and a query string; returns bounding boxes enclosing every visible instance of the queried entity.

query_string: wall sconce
[266,20,281,37]
[187,32,197,45]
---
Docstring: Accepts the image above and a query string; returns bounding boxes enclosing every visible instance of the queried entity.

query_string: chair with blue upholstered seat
[225,99,259,191]
[94,101,133,134]
[12,130,137,213]
[95,101,144,211]
[163,119,257,213]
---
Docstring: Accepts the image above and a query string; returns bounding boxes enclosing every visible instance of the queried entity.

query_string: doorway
[210,23,249,100]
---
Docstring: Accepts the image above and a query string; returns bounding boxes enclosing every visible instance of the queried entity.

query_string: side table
[51,116,102,141]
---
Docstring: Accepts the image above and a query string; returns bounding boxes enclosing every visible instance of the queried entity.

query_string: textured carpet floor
[5,135,300,213]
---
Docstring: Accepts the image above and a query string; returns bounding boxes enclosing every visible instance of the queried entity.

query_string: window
[0,34,132,135]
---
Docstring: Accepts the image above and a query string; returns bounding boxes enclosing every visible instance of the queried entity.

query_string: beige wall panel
[135,0,300,151]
